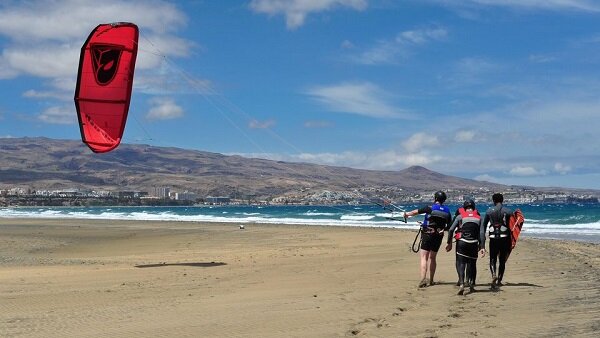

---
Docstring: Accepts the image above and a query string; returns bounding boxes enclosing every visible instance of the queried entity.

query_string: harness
[422,203,450,235]
[455,207,480,243]
[488,205,510,239]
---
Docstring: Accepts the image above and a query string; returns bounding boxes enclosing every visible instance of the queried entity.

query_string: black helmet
[434,191,447,203]
[463,199,475,210]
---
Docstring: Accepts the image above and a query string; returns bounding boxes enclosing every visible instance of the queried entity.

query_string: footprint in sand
[348,317,389,336]
[392,307,407,316]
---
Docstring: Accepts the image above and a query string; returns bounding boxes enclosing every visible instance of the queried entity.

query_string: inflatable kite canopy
[74,22,138,153]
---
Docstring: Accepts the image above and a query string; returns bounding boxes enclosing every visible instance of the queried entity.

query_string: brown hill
[0,137,509,199]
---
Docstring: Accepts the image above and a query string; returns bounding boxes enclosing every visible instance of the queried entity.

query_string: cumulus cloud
[38,105,76,124]
[341,40,355,49]
[23,89,71,101]
[455,130,476,142]
[554,162,572,175]
[235,147,443,170]
[0,0,187,41]
[474,174,500,182]
[402,152,443,167]
[249,119,276,129]
[0,1,190,79]
[146,97,184,120]
[306,82,409,119]
[249,0,367,29]
[509,166,546,176]
[403,132,439,152]
[0,0,194,123]
[352,27,447,65]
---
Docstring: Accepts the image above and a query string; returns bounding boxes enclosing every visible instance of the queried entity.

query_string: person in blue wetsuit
[481,193,513,290]
[446,199,486,295]
[404,191,452,288]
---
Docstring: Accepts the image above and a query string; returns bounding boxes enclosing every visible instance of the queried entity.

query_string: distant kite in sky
[74,22,138,153]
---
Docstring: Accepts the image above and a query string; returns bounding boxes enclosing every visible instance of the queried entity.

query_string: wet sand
[0,218,598,337]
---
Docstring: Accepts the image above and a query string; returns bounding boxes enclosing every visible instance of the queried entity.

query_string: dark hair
[492,193,504,204]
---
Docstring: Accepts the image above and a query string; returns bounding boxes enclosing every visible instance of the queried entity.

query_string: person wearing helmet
[481,193,513,290]
[446,199,485,295]
[404,190,452,288]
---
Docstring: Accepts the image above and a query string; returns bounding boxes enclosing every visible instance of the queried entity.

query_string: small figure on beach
[482,193,513,289]
[404,191,452,288]
[446,199,485,295]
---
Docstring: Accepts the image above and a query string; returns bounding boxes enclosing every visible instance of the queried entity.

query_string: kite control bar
[373,198,407,223]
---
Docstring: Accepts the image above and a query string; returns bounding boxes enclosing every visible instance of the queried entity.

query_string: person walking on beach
[404,191,452,288]
[481,193,513,289]
[446,199,485,295]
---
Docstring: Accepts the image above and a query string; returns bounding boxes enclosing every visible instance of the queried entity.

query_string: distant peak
[403,165,431,173]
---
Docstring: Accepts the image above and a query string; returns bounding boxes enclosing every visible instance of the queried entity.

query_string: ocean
[1,203,599,243]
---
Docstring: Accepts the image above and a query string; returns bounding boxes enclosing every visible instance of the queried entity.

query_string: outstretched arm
[403,209,419,218]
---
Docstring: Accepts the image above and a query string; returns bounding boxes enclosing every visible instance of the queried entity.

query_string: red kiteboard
[74,22,138,153]
[509,209,525,250]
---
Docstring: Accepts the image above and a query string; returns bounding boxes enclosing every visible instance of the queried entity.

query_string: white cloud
[529,54,557,63]
[509,166,545,176]
[554,162,572,175]
[249,119,276,129]
[402,152,442,167]
[463,0,600,12]
[341,40,355,49]
[1,43,79,79]
[230,147,445,171]
[38,105,76,124]
[455,130,476,142]
[448,57,501,86]
[306,82,409,119]
[0,0,193,109]
[397,28,447,44]
[146,97,184,120]
[352,27,447,65]
[0,0,187,41]
[474,174,500,182]
[403,132,439,152]
[23,89,71,101]
[249,0,368,29]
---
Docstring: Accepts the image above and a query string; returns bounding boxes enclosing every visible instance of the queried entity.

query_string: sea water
[1,203,599,243]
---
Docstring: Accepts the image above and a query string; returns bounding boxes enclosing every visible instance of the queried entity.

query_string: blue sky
[1,0,600,189]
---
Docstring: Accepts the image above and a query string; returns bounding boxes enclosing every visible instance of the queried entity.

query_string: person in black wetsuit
[404,191,452,288]
[481,193,513,289]
[446,199,485,295]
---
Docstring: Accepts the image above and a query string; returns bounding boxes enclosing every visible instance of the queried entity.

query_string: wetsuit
[419,203,452,252]
[482,204,513,284]
[448,208,484,287]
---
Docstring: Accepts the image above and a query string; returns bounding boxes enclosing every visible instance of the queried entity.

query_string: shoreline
[1,218,599,337]
[2,213,599,245]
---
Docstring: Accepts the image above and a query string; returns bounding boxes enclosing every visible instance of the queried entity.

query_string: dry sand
[0,218,598,337]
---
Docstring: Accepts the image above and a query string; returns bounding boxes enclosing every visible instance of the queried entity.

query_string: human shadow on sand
[135,262,227,268]
[470,282,543,293]
[501,282,543,288]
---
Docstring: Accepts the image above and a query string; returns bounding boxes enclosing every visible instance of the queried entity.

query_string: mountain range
[0,137,594,200]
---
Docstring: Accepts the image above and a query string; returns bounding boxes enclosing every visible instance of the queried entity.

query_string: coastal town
[1,185,598,207]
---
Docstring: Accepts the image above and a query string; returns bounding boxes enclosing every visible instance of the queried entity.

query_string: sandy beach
[0,218,598,337]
